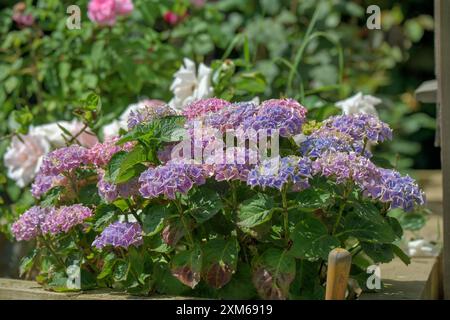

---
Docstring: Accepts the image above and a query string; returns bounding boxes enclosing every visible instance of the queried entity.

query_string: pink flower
[164,11,179,25]
[4,134,50,187]
[115,0,134,15]
[12,13,34,27]
[88,0,134,26]
[88,0,116,26]
[190,0,206,8]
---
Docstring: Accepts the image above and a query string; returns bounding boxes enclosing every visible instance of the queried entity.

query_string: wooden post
[436,0,450,299]
[325,248,352,300]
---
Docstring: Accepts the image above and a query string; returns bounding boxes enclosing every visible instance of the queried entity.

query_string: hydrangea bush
[10,97,425,299]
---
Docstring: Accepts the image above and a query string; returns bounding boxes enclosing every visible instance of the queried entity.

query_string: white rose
[30,120,98,148]
[336,92,381,117]
[3,133,50,187]
[169,58,213,112]
[102,99,166,139]
[102,120,123,140]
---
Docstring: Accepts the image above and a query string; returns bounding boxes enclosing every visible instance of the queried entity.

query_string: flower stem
[281,186,290,244]
[332,187,350,235]
[332,202,346,235]
[175,198,194,246]
[125,199,142,225]
[41,236,66,270]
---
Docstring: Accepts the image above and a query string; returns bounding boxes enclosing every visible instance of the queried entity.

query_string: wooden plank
[415,80,438,103]
[435,0,450,299]
[359,256,441,300]
[0,278,192,300]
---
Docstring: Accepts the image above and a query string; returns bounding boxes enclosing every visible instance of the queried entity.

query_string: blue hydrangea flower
[247,156,312,190]
[139,162,206,199]
[320,114,392,144]
[92,221,143,249]
[243,99,307,138]
[40,145,89,176]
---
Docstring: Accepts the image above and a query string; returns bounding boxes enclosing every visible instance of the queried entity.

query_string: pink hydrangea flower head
[11,206,50,241]
[41,204,93,235]
[182,98,231,120]
[88,136,134,167]
[40,145,89,176]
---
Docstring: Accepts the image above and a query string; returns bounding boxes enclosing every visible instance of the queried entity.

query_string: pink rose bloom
[190,0,206,8]
[115,0,134,15]
[4,134,50,187]
[69,121,99,148]
[88,0,117,26]
[88,0,134,26]
[12,13,34,27]
[164,12,179,25]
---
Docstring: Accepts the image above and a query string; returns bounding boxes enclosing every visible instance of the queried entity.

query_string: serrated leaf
[118,116,186,144]
[237,193,274,229]
[202,237,239,289]
[19,250,37,277]
[218,263,258,299]
[40,187,64,206]
[252,248,296,300]
[97,253,116,280]
[161,218,191,247]
[94,204,117,231]
[105,149,147,184]
[171,246,202,289]
[113,260,129,282]
[361,242,395,264]
[295,188,332,211]
[392,244,411,265]
[188,187,223,224]
[339,202,397,243]
[290,215,340,260]
[153,261,190,295]
[142,204,171,236]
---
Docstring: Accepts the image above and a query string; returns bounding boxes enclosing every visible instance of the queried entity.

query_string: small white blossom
[336,92,381,117]
[169,58,213,111]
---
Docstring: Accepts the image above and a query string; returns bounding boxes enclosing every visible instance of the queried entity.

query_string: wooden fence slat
[325,248,351,300]
[435,0,450,299]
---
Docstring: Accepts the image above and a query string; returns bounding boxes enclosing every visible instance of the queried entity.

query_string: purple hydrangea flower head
[247,156,312,190]
[182,98,231,120]
[40,145,89,175]
[31,173,66,198]
[92,221,143,249]
[320,114,392,144]
[300,136,353,158]
[127,101,175,130]
[244,99,307,137]
[41,204,93,235]
[204,101,259,132]
[311,151,379,186]
[11,206,50,241]
[97,169,140,203]
[88,136,134,167]
[300,128,371,158]
[139,161,206,199]
[204,147,259,182]
[365,168,426,211]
